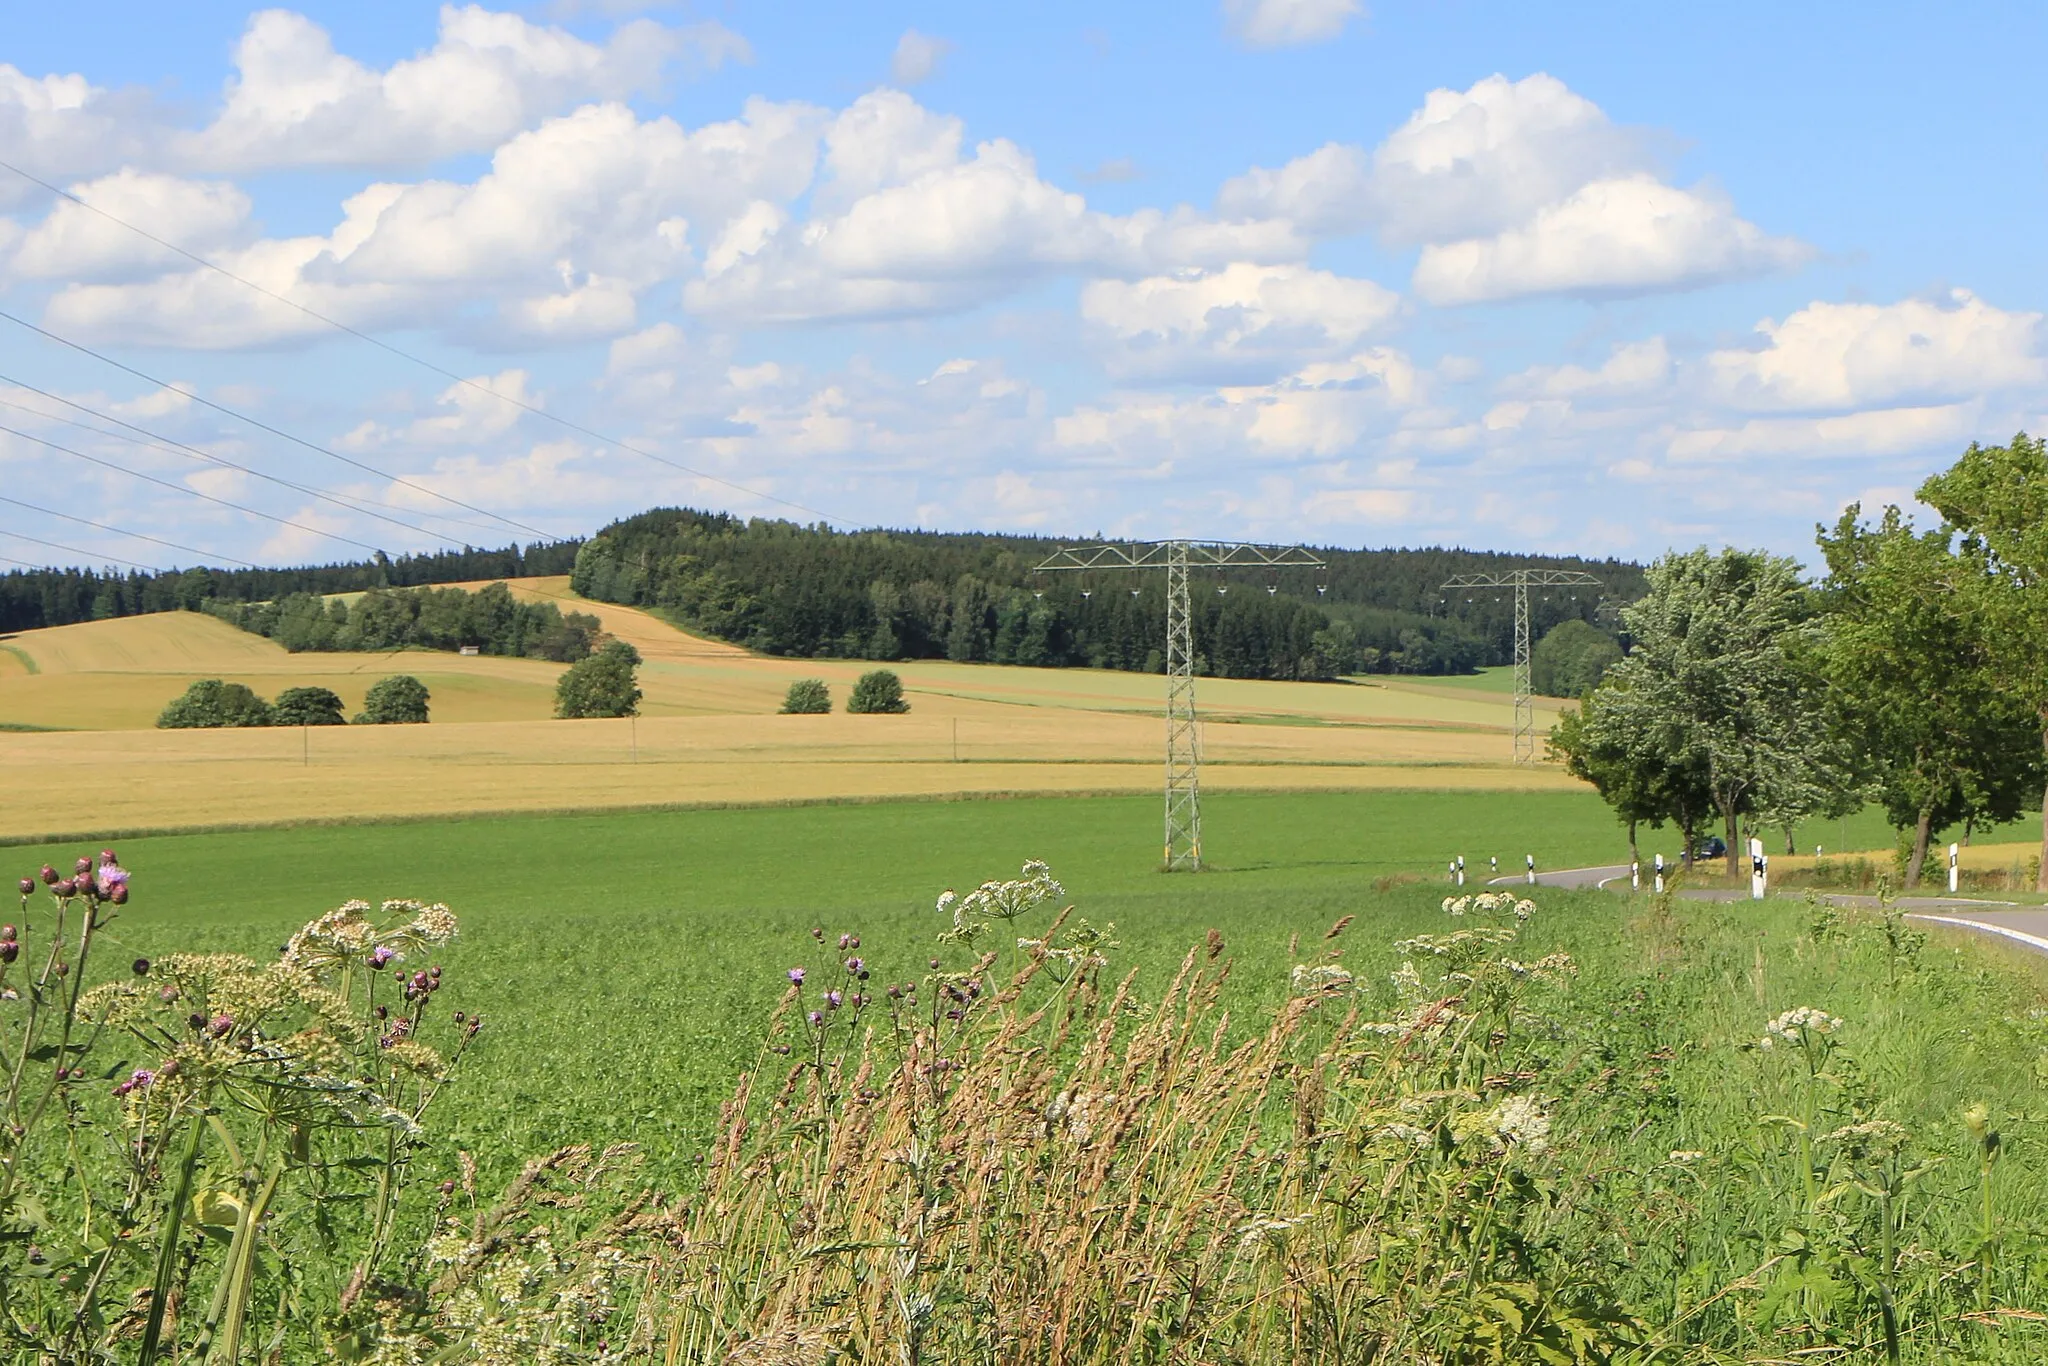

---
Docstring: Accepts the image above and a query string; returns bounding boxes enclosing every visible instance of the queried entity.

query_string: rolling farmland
[0,577,1577,839]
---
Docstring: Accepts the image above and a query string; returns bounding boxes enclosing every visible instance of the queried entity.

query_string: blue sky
[2,1,2044,572]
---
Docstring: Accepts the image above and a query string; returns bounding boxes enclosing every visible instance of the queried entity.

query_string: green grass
[1388,664,1517,692]
[13,792,1608,1180]
[13,788,2037,1196]
[14,787,2048,1358]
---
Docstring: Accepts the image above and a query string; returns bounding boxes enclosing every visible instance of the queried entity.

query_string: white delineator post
[1457,855,1466,886]
[1631,858,1640,890]
[1749,837,1767,900]
[1525,854,1536,886]
[1654,853,1665,894]
[1949,842,1960,893]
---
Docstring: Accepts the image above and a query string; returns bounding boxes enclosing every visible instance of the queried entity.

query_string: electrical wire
[0,529,164,573]
[0,308,562,542]
[0,494,256,567]
[0,158,852,529]
[0,379,505,547]
[0,420,385,555]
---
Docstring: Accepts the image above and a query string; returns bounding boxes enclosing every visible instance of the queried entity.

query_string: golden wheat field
[0,577,1577,839]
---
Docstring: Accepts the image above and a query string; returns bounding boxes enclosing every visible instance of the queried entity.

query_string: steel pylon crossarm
[1035,539,1327,870]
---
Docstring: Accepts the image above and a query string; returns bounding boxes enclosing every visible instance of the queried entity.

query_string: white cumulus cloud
[1081,262,1400,382]
[1706,290,2045,411]
[889,29,953,86]
[1223,0,1362,48]
[1413,175,1809,305]
[176,4,745,172]
[5,171,250,282]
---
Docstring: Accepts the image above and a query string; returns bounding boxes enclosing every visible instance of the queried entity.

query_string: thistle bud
[52,879,74,898]
[15,880,30,897]
[73,858,91,876]
[132,958,150,976]
[110,886,127,905]
[0,943,16,964]
[38,866,57,886]
[99,849,116,867]
[1,925,14,942]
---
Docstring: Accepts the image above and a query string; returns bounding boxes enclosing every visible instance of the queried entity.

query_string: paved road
[1486,865,2048,956]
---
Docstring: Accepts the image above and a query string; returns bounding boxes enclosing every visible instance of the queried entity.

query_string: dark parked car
[1687,836,1727,861]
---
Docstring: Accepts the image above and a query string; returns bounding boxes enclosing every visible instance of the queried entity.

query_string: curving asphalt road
[1484,864,2048,957]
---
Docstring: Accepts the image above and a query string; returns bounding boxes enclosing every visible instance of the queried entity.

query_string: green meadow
[7,789,2033,1189]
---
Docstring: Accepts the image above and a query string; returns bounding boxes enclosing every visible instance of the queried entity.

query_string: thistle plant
[0,861,480,1362]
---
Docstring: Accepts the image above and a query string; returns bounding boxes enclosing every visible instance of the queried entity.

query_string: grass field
[9,788,2034,1190]
[14,788,2048,1360]
[7,789,1665,1191]
[0,579,1593,839]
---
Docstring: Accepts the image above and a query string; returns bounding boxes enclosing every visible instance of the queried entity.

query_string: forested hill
[0,541,582,634]
[571,508,1646,679]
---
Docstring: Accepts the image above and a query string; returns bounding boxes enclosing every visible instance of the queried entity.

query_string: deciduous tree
[1918,433,2048,890]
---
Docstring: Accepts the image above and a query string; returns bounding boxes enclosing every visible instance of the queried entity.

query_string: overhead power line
[0,158,850,529]
[0,308,561,543]
[0,494,256,567]
[0,377,499,547]
[0,420,386,555]
[0,528,165,573]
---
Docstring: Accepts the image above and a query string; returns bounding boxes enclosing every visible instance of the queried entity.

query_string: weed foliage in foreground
[11,853,2048,1362]
[409,876,2048,1363]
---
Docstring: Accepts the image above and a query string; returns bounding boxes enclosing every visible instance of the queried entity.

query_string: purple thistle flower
[838,933,851,950]
[845,957,863,973]
[825,989,843,1010]
[807,1010,823,1026]
[368,945,397,970]
[788,967,806,985]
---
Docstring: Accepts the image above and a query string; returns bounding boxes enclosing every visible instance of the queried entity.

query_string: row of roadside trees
[1551,434,2048,889]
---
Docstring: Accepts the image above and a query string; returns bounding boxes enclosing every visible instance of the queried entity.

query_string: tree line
[569,508,1643,679]
[204,583,603,662]
[1552,432,2048,891]
[157,676,431,728]
[0,541,582,634]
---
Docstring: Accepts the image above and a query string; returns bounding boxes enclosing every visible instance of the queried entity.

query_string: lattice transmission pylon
[1441,569,1603,764]
[1037,540,1327,870]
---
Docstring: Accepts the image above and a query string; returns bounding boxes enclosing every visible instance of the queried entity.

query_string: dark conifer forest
[568,509,1644,679]
[0,510,1643,679]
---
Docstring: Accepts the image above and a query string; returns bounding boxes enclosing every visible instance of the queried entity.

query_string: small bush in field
[357,673,431,724]
[554,640,642,719]
[779,678,831,714]
[156,678,273,728]
[272,684,347,726]
[846,668,908,714]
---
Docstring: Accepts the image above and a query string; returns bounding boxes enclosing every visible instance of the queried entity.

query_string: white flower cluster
[1233,1212,1320,1256]
[1486,1094,1552,1154]
[1290,963,1355,995]
[938,859,1065,936]
[1760,1006,1844,1049]
[1043,1087,1117,1146]
[1441,892,1537,920]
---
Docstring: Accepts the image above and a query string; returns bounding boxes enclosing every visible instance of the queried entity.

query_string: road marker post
[1525,854,1536,886]
[1456,855,1465,887]
[1749,837,1767,900]
[1949,843,1959,893]
[1654,853,1665,894]
[1631,858,1640,890]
